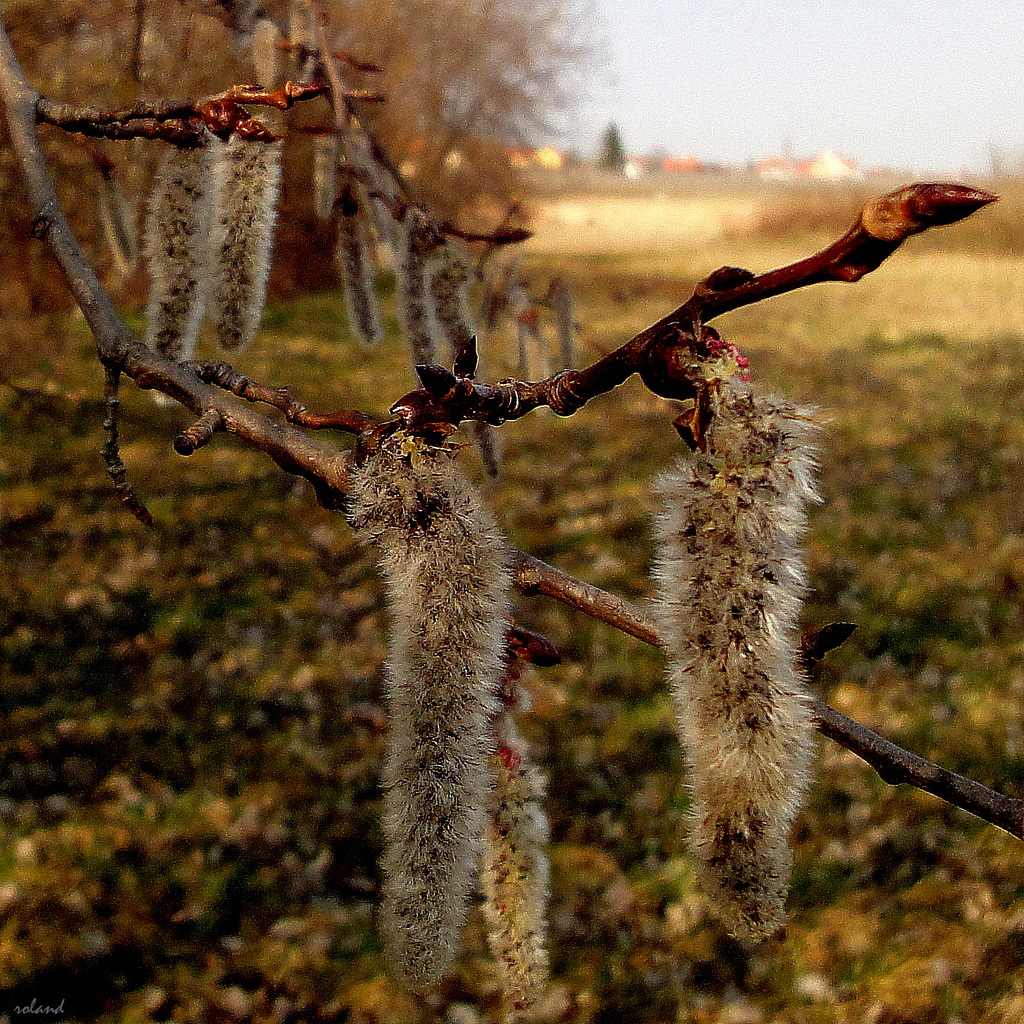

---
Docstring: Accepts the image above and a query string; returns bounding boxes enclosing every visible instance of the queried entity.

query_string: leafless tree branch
[2,14,1019,843]
[389,184,997,433]
[35,80,366,145]
[510,554,1024,841]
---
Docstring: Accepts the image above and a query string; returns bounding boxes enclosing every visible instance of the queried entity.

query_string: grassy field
[2,180,1024,1022]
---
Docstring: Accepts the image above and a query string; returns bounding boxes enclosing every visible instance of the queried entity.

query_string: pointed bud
[415,363,457,396]
[453,334,479,380]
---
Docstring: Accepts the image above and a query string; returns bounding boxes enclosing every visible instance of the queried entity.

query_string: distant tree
[0,0,594,365]
[598,120,626,173]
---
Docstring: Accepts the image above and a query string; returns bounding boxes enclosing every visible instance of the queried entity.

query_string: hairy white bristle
[348,432,510,993]
[482,709,550,1020]
[653,379,819,941]
[335,182,382,349]
[143,138,220,361]
[207,134,281,353]
[250,16,280,91]
[313,134,340,223]
[428,239,477,364]
[396,206,442,367]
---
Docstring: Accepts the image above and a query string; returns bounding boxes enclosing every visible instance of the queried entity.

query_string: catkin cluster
[429,238,477,365]
[347,432,511,993]
[653,379,819,941]
[483,707,550,1020]
[396,206,442,366]
[143,131,280,361]
[335,181,382,349]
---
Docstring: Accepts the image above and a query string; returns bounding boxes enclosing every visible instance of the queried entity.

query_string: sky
[567,0,1024,176]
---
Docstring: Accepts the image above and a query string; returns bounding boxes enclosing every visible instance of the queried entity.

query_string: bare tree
[1,4,1021,1021]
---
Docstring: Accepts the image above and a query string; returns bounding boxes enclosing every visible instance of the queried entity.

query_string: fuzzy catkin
[250,16,280,89]
[95,166,136,278]
[143,140,219,360]
[335,182,382,349]
[482,709,550,1020]
[207,134,281,352]
[312,134,340,223]
[547,275,575,369]
[396,206,441,366]
[347,433,510,993]
[429,239,477,364]
[652,379,819,942]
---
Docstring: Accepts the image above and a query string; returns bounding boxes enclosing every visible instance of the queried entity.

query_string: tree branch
[35,80,379,145]
[390,184,997,432]
[0,20,353,509]
[511,554,1024,841]
[2,14,1019,842]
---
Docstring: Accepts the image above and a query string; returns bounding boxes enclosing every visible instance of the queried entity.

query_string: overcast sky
[568,0,1024,175]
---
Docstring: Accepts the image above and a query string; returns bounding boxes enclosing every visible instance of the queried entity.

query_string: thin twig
[174,408,224,455]
[184,359,378,432]
[510,553,1024,841]
[100,365,153,525]
[304,0,411,201]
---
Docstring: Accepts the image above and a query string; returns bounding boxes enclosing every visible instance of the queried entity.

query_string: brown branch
[101,366,153,526]
[438,222,532,246]
[304,0,412,202]
[3,16,1020,842]
[303,4,525,254]
[277,39,384,76]
[174,408,224,455]
[391,184,997,433]
[0,22,352,511]
[35,80,353,145]
[185,359,378,433]
[511,553,1024,841]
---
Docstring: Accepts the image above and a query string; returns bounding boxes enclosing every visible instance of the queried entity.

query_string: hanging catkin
[482,707,550,1020]
[347,431,510,993]
[335,181,382,349]
[428,239,477,365]
[207,134,282,353]
[143,138,219,361]
[312,133,340,223]
[95,163,137,279]
[545,275,576,369]
[652,379,819,941]
[250,16,280,90]
[396,206,441,367]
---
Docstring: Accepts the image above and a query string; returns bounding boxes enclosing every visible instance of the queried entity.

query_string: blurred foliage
[3,187,1024,1019]
[0,0,592,366]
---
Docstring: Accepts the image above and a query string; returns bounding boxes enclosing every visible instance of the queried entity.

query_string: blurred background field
[3,178,1024,1023]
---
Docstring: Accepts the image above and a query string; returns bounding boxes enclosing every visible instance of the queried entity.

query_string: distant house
[804,150,862,180]
[754,150,862,181]
[506,145,535,169]
[506,145,564,171]
[661,155,703,174]
[753,156,794,180]
[533,146,564,171]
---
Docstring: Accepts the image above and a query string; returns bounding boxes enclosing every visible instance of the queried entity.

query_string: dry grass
[3,176,1024,1023]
